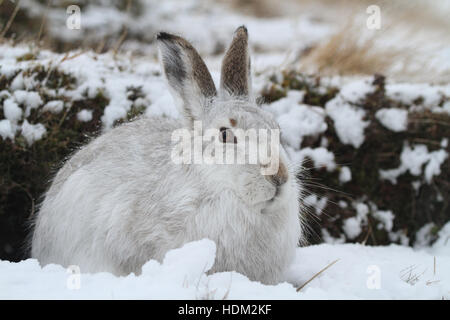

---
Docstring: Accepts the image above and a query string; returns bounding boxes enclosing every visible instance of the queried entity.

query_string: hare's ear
[220,26,251,99]
[157,32,216,123]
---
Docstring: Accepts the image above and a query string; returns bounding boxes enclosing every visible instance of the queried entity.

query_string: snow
[42,100,64,114]
[3,98,22,122]
[325,96,369,148]
[373,210,395,232]
[339,166,352,183]
[10,72,25,90]
[264,90,305,116]
[380,144,448,184]
[375,108,408,132]
[287,239,450,300]
[415,223,436,249]
[339,79,375,103]
[389,231,410,247]
[1,232,449,299]
[338,201,348,208]
[321,229,346,245]
[0,119,15,140]
[21,120,47,145]
[303,194,328,216]
[342,202,370,240]
[343,217,363,240]
[424,150,449,183]
[263,90,328,151]
[429,222,450,257]
[77,109,93,122]
[287,146,336,172]
[13,90,43,117]
[442,138,449,148]
[0,42,446,151]
[385,83,445,108]
[264,90,327,151]
[442,101,450,114]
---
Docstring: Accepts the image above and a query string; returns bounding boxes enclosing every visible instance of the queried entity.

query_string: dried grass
[400,265,426,285]
[224,0,450,83]
[300,22,408,76]
[298,15,450,83]
[296,259,339,292]
[0,0,21,39]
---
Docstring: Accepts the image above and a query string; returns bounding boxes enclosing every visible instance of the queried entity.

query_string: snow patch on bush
[380,144,448,184]
[373,209,395,232]
[375,108,408,132]
[303,194,328,216]
[264,91,328,149]
[14,90,43,117]
[325,96,369,148]
[0,119,15,140]
[21,120,46,145]
[343,203,369,240]
[339,166,352,183]
[339,79,375,103]
[77,109,93,122]
[386,83,446,109]
[43,100,64,114]
[287,146,336,172]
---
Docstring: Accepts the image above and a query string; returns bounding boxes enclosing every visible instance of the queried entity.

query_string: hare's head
[157,26,294,209]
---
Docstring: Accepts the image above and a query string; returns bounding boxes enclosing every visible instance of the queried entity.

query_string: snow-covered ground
[2,222,449,299]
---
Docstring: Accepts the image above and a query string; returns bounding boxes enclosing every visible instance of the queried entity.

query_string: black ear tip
[236,25,248,34]
[156,32,175,41]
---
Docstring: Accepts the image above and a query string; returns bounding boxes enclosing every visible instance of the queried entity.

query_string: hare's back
[49,116,180,194]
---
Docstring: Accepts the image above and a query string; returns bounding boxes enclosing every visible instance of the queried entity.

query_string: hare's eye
[219,127,236,144]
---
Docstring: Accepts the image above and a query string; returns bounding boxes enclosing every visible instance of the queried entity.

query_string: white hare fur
[31,26,302,285]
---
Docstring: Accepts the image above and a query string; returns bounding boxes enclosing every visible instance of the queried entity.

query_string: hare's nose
[267,162,288,187]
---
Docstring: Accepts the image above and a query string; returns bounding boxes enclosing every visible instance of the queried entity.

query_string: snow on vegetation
[386,83,450,111]
[20,120,46,145]
[339,166,352,183]
[1,232,449,299]
[375,108,408,132]
[42,100,64,114]
[0,119,14,140]
[380,144,448,184]
[372,210,394,233]
[325,95,369,148]
[343,203,369,240]
[259,70,449,251]
[268,97,327,149]
[0,44,170,144]
[288,146,336,172]
[303,194,328,216]
[77,109,93,122]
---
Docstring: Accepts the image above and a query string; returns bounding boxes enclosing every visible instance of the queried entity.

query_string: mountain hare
[31,26,302,285]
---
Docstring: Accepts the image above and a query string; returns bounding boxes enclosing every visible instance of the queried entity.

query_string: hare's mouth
[272,185,282,199]
[264,185,283,209]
